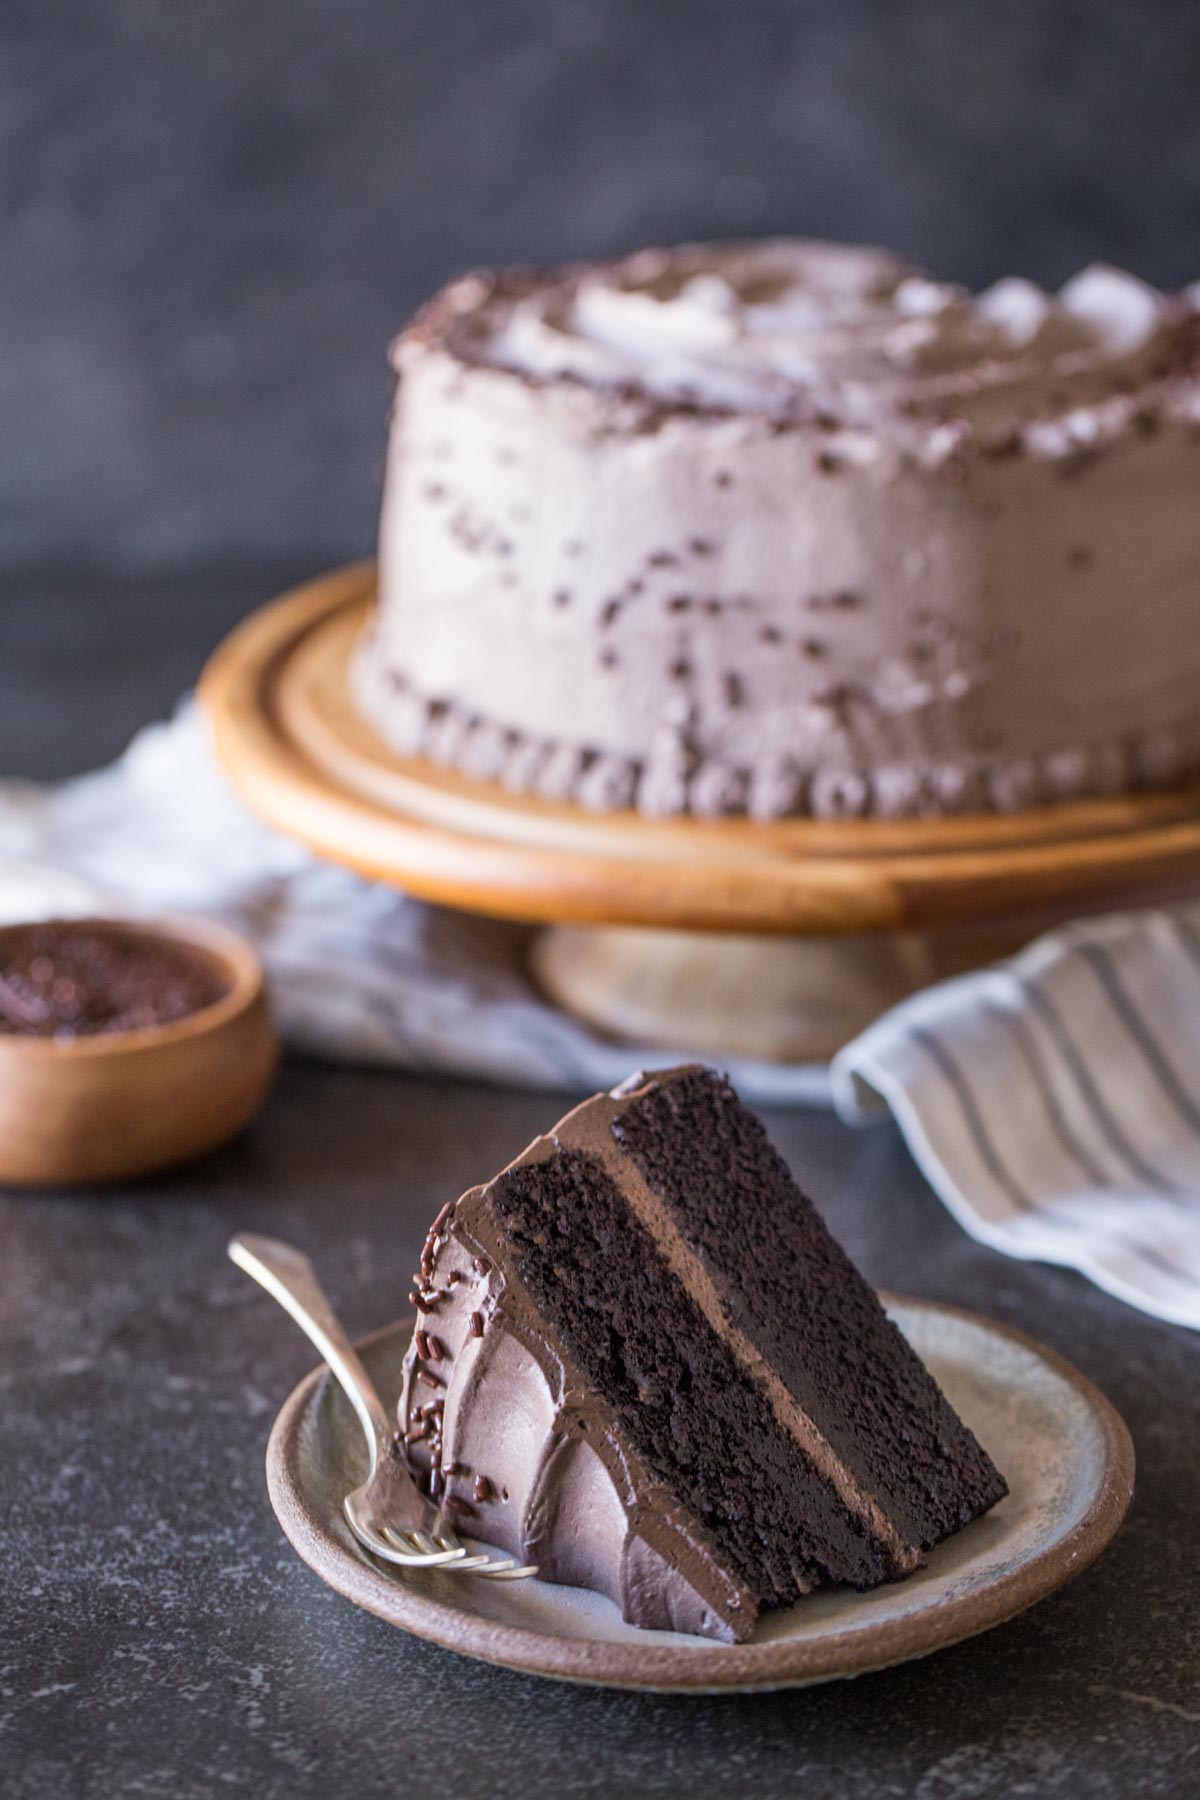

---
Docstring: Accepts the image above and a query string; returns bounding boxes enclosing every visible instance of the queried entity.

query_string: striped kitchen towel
[832,906,1200,1329]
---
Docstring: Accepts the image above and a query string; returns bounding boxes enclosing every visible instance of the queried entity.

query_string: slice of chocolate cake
[398,1066,1006,1643]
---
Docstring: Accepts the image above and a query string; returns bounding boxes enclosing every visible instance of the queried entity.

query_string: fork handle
[228,1233,393,1471]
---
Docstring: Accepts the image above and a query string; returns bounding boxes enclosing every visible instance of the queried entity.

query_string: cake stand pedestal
[199,565,1200,1062]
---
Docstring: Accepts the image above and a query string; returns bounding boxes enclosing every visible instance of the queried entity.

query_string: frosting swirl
[481,239,1194,429]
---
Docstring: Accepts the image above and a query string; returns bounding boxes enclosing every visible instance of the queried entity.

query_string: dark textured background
[5,0,1200,580]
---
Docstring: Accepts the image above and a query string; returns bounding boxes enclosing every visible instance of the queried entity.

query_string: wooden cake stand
[199,565,1200,1060]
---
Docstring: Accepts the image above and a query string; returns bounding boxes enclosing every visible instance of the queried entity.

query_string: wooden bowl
[0,916,278,1188]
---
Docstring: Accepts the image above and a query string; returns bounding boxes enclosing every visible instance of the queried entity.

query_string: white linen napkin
[832,908,1200,1329]
[0,703,828,1106]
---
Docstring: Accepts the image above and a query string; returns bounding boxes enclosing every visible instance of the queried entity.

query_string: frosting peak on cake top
[473,239,1191,428]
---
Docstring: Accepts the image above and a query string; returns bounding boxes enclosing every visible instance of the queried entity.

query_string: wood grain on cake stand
[199,565,1200,1061]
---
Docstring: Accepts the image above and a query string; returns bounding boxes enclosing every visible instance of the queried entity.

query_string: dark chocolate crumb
[469,1312,485,1339]
[474,1475,493,1503]
[0,922,229,1040]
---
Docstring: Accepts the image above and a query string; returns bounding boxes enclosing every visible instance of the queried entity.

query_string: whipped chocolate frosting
[357,238,1200,819]
[484,241,1186,430]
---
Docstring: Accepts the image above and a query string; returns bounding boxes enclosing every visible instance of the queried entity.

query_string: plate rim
[263,1294,1134,1693]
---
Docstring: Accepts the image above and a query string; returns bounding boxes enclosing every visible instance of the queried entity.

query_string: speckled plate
[264,1297,1134,1693]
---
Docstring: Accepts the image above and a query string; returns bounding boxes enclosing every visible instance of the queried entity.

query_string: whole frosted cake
[355,238,1200,819]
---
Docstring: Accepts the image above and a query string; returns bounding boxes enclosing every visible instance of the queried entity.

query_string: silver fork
[228,1233,536,1581]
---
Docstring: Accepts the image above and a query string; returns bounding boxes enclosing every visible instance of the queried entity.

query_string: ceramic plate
[264,1297,1133,1693]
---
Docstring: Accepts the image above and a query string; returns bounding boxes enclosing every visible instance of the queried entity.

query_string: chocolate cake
[398,1066,1005,1642]
[356,237,1200,820]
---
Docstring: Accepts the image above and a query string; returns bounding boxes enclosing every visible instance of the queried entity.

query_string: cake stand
[199,564,1200,1061]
